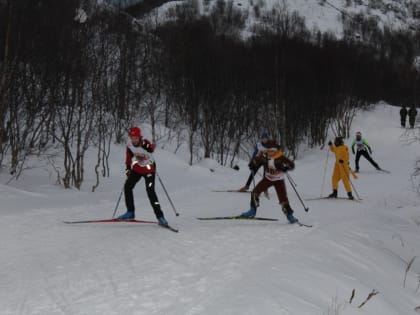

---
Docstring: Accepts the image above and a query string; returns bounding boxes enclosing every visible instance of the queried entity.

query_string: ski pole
[287,172,298,187]
[320,148,330,198]
[111,187,124,218]
[286,172,309,212]
[339,163,362,200]
[156,172,179,216]
[349,179,361,200]
[250,167,259,204]
[251,168,257,189]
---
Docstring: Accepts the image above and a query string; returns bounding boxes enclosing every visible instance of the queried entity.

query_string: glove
[143,140,155,152]
[352,148,355,154]
[280,166,290,172]
[338,159,344,164]
[328,141,332,146]
[125,168,131,177]
[134,152,147,160]
[248,160,255,170]
[279,162,294,172]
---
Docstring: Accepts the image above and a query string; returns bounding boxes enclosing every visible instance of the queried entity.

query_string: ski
[297,221,313,228]
[211,190,251,193]
[197,216,312,227]
[305,196,362,202]
[63,218,158,224]
[160,224,179,233]
[197,216,278,221]
[356,169,391,174]
[64,218,179,232]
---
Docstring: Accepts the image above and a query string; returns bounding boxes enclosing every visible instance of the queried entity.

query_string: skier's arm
[251,145,259,160]
[351,140,356,154]
[363,139,372,154]
[254,151,269,168]
[248,146,259,169]
[125,147,133,175]
[275,155,295,172]
[142,139,155,153]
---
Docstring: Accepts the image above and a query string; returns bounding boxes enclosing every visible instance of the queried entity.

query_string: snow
[414,56,420,73]
[150,0,418,39]
[74,8,88,23]
[1,103,420,314]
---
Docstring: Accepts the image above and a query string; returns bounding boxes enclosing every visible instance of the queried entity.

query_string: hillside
[109,0,420,38]
[1,103,420,314]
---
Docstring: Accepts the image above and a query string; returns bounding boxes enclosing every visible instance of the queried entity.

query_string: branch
[349,289,355,304]
[404,256,417,288]
[358,289,379,309]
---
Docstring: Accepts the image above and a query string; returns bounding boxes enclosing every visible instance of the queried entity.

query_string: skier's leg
[362,151,379,169]
[144,173,164,219]
[241,178,271,217]
[274,180,298,223]
[409,117,415,128]
[341,170,352,193]
[121,172,141,218]
[355,151,362,171]
[273,179,289,205]
[273,180,291,213]
[328,166,339,197]
[241,164,260,191]
[251,177,272,208]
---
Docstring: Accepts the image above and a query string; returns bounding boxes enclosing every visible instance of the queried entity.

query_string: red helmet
[356,131,362,136]
[129,127,141,138]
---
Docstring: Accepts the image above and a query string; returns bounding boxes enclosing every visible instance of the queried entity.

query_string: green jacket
[351,138,372,154]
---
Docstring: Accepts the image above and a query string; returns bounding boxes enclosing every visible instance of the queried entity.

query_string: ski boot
[157,216,168,226]
[347,192,354,200]
[118,211,135,220]
[238,185,249,192]
[287,214,299,224]
[240,207,256,218]
[282,204,298,224]
[328,189,338,198]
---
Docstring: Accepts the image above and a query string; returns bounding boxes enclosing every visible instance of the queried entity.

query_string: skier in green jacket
[351,131,381,173]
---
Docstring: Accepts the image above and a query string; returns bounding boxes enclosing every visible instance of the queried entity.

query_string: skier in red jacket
[118,127,168,226]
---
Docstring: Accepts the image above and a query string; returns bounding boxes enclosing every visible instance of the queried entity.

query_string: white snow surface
[152,0,419,39]
[1,103,420,315]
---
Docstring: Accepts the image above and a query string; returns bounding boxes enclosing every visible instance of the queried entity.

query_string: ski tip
[161,225,179,232]
[298,222,313,228]
[196,216,278,221]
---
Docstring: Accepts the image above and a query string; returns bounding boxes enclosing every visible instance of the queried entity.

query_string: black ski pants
[401,117,406,127]
[355,150,379,171]
[124,171,164,219]
[245,164,263,187]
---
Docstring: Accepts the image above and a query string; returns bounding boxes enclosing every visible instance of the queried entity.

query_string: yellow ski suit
[329,143,352,193]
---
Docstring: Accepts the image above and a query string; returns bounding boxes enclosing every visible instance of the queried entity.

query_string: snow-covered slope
[1,103,420,315]
[144,0,419,38]
[282,0,419,35]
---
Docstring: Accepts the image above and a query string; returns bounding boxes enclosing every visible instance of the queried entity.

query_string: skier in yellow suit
[328,136,357,200]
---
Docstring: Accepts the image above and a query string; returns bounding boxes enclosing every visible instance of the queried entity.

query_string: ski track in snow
[1,103,420,315]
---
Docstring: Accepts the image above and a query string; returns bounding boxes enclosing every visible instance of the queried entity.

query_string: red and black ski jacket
[125,138,156,175]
